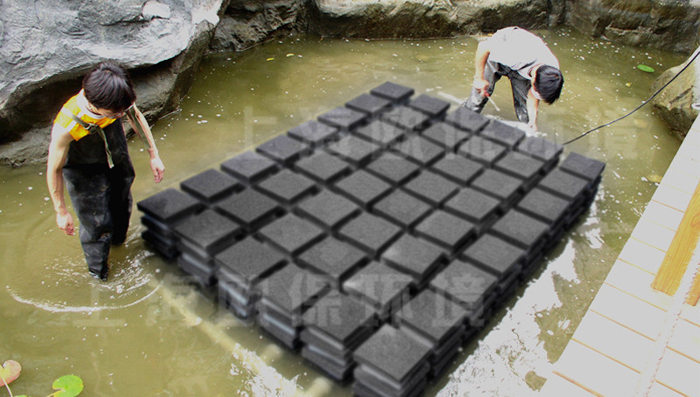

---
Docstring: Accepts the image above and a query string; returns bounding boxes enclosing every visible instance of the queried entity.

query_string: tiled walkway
[541,116,700,396]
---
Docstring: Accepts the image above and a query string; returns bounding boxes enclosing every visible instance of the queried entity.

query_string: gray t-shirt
[486,27,559,80]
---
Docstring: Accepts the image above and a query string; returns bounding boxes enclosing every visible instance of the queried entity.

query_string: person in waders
[464,26,564,131]
[46,62,165,281]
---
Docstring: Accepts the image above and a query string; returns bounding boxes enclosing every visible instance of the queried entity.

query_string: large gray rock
[565,0,700,53]
[0,0,225,166]
[651,48,700,139]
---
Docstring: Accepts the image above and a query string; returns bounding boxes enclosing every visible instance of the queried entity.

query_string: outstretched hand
[56,211,75,235]
[150,156,165,183]
[474,78,490,98]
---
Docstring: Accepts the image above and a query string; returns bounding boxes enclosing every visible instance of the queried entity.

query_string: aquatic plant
[0,362,83,397]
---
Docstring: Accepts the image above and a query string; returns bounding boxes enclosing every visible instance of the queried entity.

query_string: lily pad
[0,360,21,387]
[637,64,655,73]
[51,374,83,396]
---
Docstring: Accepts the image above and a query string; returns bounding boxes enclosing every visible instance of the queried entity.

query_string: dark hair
[82,62,136,112]
[534,65,563,104]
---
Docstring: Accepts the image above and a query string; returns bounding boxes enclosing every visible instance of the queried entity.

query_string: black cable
[563,49,700,145]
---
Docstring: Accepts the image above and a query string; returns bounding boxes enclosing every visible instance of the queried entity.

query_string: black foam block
[444,107,489,133]
[516,188,570,225]
[415,210,475,251]
[256,134,309,164]
[258,214,325,256]
[180,169,240,203]
[395,289,468,345]
[381,106,431,131]
[346,93,392,116]
[538,168,589,201]
[257,169,316,204]
[408,94,450,117]
[431,155,483,185]
[393,135,444,166]
[370,82,414,103]
[343,261,413,317]
[318,106,367,130]
[354,120,406,147]
[258,263,330,317]
[335,170,392,208]
[462,234,524,280]
[494,151,545,187]
[327,135,382,166]
[559,152,605,182]
[289,120,339,145]
[517,136,563,165]
[422,122,471,150]
[444,187,500,226]
[296,150,351,184]
[221,150,277,183]
[366,152,421,185]
[296,189,361,229]
[298,237,368,284]
[430,258,497,311]
[174,209,241,255]
[382,234,446,283]
[215,237,287,286]
[457,135,507,165]
[216,188,281,229]
[303,290,378,346]
[490,209,550,250]
[470,169,523,204]
[338,213,402,256]
[136,188,202,222]
[373,189,432,228]
[479,120,525,148]
[404,170,459,206]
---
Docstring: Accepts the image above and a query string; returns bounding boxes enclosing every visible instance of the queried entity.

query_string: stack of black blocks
[137,81,605,397]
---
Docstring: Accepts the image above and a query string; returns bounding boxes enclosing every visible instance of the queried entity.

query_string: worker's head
[83,62,136,118]
[533,65,563,104]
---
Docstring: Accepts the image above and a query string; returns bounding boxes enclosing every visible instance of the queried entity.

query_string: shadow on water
[0,28,686,396]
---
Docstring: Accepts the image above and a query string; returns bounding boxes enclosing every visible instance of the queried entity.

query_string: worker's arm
[126,105,165,183]
[46,126,75,235]
[526,88,540,131]
[473,40,492,97]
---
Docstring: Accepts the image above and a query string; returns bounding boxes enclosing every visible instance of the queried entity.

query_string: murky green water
[0,29,686,396]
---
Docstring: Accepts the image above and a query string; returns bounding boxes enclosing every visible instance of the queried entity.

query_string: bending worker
[47,62,165,281]
[464,26,564,131]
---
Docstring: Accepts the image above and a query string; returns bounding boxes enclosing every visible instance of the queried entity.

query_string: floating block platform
[137,82,604,396]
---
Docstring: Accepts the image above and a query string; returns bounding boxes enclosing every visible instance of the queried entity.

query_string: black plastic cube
[343,261,413,317]
[408,94,450,117]
[516,188,570,225]
[415,210,475,251]
[326,135,382,166]
[257,169,316,204]
[490,209,550,250]
[431,155,483,185]
[395,289,468,344]
[382,234,446,283]
[335,170,392,208]
[298,237,368,284]
[430,259,497,310]
[457,135,507,165]
[381,106,431,130]
[444,187,500,226]
[517,136,563,166]
[288,120,339,146]
[258,213,325,256]
[256,134,309,165]
[295,150,351,184]
[346,93,392,116]
[338,213,402,256]
[366,152,421,185]
[221,150,277,184]
[215,237,287,286]
[538,168,589,201]
[174,209,242,256]
[370,82,414,103]
[494,151,545,184]
[559,152,605,182]
[479,120,525,148]
[318,106,367,130]
[180,169,240,203]
[373,189,432,229]
[393,135,445,166]
[462,234,524,280]
[296,189,360,229]
[137,188,202,222]
[302,289,378,347]
[444,107,489,133]
[216,188,281,229]
[470,169,523,204]
[258,263,330,318]
[422,122,471,150]
[354,120,405,147]
[403,170,459,206]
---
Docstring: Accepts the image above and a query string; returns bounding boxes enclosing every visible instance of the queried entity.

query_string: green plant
[0,361,83,397]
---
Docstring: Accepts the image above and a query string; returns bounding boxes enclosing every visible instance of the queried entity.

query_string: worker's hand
[527,120,538,131]
[150,156,165,183]
[56,211,75,236]
[474,78,490,98]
